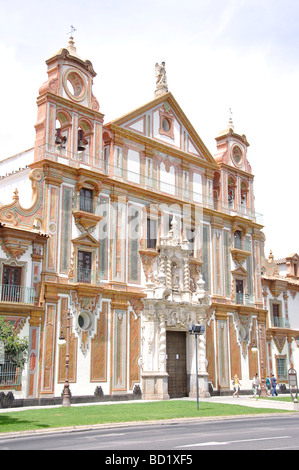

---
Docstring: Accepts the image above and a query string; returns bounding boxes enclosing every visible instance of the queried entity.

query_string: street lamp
[258,324,268,398]
[58,309,72,407]
[188,324,205,410]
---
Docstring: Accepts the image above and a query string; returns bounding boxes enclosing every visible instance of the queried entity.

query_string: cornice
[36,92,104,121]
[216,162,254,180]
[42,280,146,301]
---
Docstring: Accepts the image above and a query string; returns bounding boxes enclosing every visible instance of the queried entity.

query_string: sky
[0,0,298,259]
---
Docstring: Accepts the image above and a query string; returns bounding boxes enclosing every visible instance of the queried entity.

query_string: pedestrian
[271,373,278,396]
[266,376,271,395]
[252,373,261,397]
[233,374,241,398]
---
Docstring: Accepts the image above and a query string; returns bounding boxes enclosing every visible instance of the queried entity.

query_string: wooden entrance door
[166,331,187,398]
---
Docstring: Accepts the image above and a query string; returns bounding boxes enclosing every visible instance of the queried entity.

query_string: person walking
[252,373,261,397]
[233,374,241,398]
[271,373,278,396]
[266,376,271,396]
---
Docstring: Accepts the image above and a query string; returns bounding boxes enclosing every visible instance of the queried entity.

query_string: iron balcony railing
[0,363,22,386]
[76,267,99,284]
[272,317,290,328]
[235,292,255,306]
[0,285,35,304]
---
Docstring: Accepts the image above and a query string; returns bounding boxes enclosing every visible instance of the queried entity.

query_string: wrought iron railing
[0,285,35,304]
[272,317,290,328]
[76,268,99,284]
[235,292,255,306]
[0,363,22,386]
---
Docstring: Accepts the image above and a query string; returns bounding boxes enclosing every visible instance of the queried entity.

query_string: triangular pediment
[232,265,248,277]
[107,93,217,167]
[72,232,99,247]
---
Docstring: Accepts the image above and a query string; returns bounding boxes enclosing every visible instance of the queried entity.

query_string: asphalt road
[0,414,299,452]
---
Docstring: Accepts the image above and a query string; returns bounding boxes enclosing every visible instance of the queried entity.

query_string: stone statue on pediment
[155,62,168,97]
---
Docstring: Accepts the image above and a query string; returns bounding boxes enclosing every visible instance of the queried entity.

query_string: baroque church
[0,38,298,406]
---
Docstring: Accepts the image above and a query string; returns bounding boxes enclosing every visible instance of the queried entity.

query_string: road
[0,415,298,452]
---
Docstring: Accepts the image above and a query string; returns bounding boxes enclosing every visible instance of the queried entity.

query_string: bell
[55,128,62,145]
[78,129,88,151]
[55,128,67,148]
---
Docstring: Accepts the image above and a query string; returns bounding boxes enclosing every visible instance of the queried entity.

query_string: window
[127,149,140,184]
[186,227,195,257]
[147,218,157,249]
[103,146,109,174]
[272,303,281,327]
[2,266,22,302]
[234,230,242,249]
[277,357,288,381]
[79,188,93,213]
[77,251,92,283]
[235,279,244,304]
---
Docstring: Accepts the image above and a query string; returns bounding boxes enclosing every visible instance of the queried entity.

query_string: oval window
[232,146,242,165]
[78,311,92,331]
[162,117,170,132]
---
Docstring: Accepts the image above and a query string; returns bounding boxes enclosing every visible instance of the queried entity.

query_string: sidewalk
[198,394,299,412]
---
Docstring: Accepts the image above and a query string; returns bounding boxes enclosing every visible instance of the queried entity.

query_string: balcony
[235,293,255,306]
[272,317,290,328]
[76,268,100,285]
[0,285,35,305]
[38,143,104,172]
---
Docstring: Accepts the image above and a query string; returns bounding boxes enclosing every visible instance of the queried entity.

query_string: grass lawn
[255,396,294,402]
[0,400,288,434]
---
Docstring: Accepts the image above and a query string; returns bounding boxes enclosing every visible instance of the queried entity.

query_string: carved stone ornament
[142,217,211,326]
[70,290,102,355]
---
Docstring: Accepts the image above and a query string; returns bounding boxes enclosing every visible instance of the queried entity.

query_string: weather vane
[67,25,77,37]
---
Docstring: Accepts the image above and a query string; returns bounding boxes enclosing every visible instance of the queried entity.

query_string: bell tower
[34,36,104,169]
[213,112,255,218]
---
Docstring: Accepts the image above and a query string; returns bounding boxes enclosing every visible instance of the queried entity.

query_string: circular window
[63,69,87,102]
[78,311,92,331]
[232,146,243,165]
[162,117,171,132]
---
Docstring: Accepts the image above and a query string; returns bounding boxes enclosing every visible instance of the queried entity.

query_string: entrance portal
[166,331,187,398]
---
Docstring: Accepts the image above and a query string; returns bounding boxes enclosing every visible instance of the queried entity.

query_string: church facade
[0,39,298,406]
